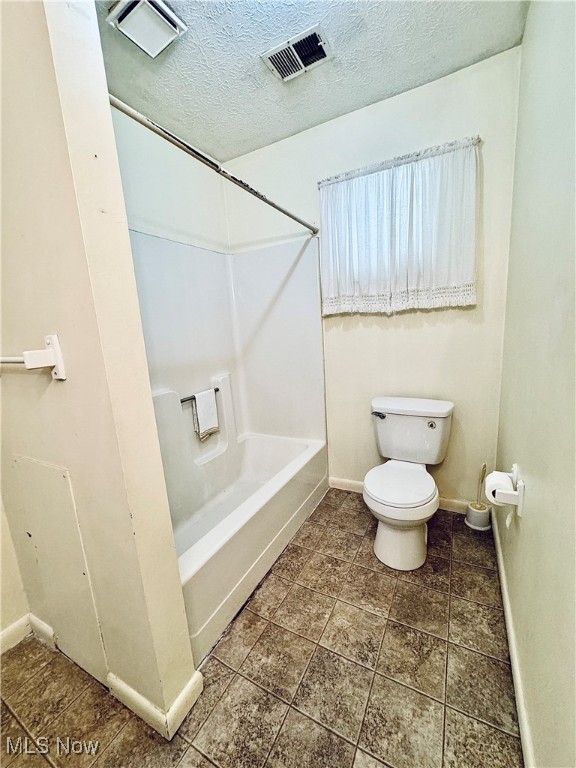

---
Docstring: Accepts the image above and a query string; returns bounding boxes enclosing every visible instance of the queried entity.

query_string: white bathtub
[177,433,328,663]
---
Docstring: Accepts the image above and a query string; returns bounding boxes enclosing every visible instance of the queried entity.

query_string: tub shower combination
[154,374,326,661]
[112,97,327,663]
[130,228,327,663]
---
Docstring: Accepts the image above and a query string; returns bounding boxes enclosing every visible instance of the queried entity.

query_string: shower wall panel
[231,236,325,442]
[131,232,235,398]
[130,232,243,530]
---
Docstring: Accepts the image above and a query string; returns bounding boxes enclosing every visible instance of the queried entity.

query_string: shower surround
[131,230,327,661]
[112,105,327,662]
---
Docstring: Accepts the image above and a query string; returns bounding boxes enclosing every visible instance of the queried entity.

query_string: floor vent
[261,25,332,82]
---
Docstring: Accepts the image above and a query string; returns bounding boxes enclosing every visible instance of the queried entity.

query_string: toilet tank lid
[371,397,454,418]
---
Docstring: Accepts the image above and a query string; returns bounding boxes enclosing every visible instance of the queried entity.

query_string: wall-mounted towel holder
[180,387,219,405]
[0,335,66,380]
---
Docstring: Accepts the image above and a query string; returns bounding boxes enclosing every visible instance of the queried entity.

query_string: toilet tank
[371,397,454,465]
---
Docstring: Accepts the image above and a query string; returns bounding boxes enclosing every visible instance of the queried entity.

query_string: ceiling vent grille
[106,0,187,58]
[261,26,332,82]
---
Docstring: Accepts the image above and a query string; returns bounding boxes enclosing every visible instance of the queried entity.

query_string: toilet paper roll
[484,471,514,507]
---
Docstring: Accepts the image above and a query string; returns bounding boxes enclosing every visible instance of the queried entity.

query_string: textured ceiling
[97,1,528,161]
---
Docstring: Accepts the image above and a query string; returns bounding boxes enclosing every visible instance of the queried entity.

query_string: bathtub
[176,432,328,663]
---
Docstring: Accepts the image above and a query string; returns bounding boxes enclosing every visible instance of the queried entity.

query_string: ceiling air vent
[106,0,187,59]
[261,25,332,82]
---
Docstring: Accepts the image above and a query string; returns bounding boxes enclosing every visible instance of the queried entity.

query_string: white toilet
[363,397,454,571]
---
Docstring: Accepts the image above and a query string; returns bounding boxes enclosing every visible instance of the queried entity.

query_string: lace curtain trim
[322,282,476,316]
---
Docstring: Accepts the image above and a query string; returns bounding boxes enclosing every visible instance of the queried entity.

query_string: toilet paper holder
[492,463,525,517]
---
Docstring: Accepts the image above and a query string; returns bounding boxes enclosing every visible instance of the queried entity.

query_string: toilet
[363,397,454,571]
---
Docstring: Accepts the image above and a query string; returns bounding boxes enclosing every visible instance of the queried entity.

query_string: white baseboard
[108,669,204,739]
[1,612,58,655]
[0,614,31,654]
[2,612,203,741]
[29,614,57,649]
[329,476,363,493]
[438,497,468,514]
[329,477,468,515]
[492,516,534,767]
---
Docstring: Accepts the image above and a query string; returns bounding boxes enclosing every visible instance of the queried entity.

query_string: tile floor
[1,490,523,768]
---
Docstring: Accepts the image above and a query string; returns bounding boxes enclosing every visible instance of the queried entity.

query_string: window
[318,137,479,316]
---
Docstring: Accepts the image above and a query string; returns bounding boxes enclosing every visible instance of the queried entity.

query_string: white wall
[495,3,575,766]
[225,50,521,504]
[1,505,29,639]
[112,110,229,253]
[1,1,198,732]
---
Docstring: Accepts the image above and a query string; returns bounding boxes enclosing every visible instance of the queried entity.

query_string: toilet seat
[364,460,436,509]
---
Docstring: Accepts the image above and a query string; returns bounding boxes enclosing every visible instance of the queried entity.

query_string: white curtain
[318,137,479,316]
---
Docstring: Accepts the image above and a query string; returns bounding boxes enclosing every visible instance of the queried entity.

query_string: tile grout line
[197,505,511,763]
[192,503,511,767]
[236,622,317,710]
[3,697,59,768]
[294,565,396,602]
[178,659,236,747]
[354,567,399,765]
[263,536,368,767]
[212,613,271,671]
[442,514,454,767]
[262,635,359,766]
[371,668,446,707]
[0,650,55,702]
[445,639,512,665]
[5,655,94,749]
[272,545,313,582]
[450,592,505,611]
[259,609,322,768]
[260,704,291,768]
[444,702,523,740]
[451,558,498,572]
[242,524,365,767]
[259,537,383,667]
[191,739,220,766]
[202,535,343,765]
[350,512,453,767]
[35,678,120,759]
[290,701,362,752]
[446,518,523,743]
[88,717,132,767]
[259,526,505,661]
[174,748,220,768]
[5,505,514,768]
[174,739,218,768]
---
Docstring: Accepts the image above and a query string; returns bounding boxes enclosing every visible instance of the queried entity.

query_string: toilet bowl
[363,396,454,571]
[363,460,439,570]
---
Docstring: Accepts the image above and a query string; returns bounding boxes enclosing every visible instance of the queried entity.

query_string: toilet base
[374,520,427,571]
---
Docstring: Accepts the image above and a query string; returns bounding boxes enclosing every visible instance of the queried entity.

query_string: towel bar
[180,387,219,405]
[0,335,66,380]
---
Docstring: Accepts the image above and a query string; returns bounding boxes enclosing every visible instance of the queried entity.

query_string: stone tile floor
[1,489,523,768]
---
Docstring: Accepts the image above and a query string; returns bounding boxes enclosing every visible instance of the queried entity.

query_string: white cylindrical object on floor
[484,471,514,506]
[373,520,427,570]
[465,502,491,531]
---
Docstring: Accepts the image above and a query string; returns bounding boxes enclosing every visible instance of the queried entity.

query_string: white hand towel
[191,389,219,441]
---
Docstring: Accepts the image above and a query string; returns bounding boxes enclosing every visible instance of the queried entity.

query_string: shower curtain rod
[109,95,319,237]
